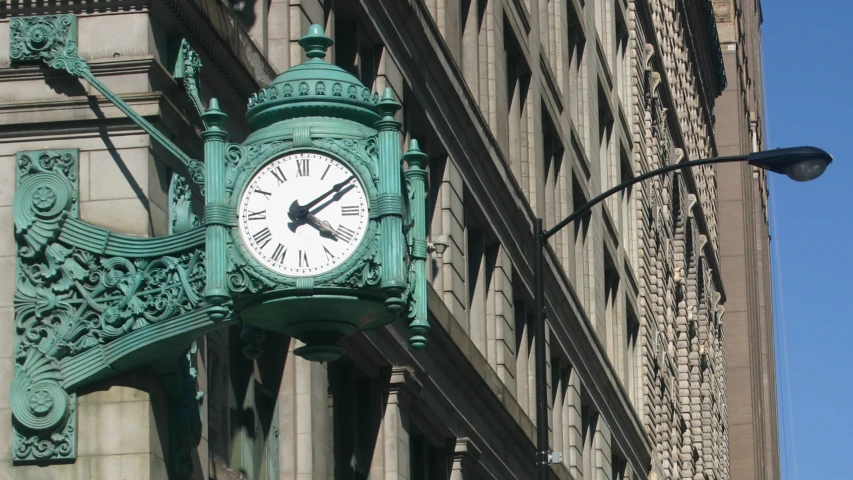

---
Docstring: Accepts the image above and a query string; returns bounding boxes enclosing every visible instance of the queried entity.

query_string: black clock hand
[309,183,356,215]
[287,205,339,240]
[290,176,355,218]
[305,213,339,240]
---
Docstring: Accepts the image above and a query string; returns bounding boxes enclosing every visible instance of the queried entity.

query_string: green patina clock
[6,16,430,471]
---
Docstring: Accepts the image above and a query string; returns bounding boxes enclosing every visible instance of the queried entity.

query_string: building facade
[713,1,781,479]
[0,0,734,478]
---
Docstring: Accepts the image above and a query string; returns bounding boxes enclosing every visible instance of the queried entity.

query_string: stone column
[370,367,422,479]
[449,437,482,480]
[278,341,332,480]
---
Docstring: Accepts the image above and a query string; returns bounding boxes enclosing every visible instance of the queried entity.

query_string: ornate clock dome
[244,24,380,136]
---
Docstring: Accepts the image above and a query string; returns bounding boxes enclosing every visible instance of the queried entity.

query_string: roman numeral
[298,250,309,268]
[337,226,355,243]
[247,210,266,221]
[324,246,334,261]
[253,227,273,249]
[271,166,287,184]
[321,164,331,180]
[271,243,287,263]
[254,188,273,200]
[341,205,360,216]
[296,158,309,177]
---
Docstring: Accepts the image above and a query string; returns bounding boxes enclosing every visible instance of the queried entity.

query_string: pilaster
[277,341,332,479]
[369,367,422,479]
[449,437,482,480]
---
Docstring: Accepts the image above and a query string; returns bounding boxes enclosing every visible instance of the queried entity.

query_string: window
[505,19,533,198]
[543,111,566,229]
[620,149,636,259]
[410,432,449,479]
[566,17,588,145]
[626,309,640,406]
[334,17,382,91]
[331,362,382,479]
[572,179,592,311]
[615,9,630,111]
[460,0,488,97]
[582,406,597,478]
[598,84,617,218]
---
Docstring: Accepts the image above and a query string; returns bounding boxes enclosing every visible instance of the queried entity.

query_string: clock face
[237,152,370,277]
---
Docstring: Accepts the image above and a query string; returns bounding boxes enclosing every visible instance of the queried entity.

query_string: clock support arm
[9,15,205,188]
[403,141,430,348]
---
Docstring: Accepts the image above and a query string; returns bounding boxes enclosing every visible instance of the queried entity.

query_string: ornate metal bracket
[9,15,205,186]
[11,151,232,464]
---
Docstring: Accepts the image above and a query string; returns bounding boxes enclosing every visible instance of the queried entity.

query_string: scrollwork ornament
[9,16,86,77]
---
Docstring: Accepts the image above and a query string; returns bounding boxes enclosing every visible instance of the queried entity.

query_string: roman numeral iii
[341,205,360,216]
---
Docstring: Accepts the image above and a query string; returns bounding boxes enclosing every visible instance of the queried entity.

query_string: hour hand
[306,213,338,241]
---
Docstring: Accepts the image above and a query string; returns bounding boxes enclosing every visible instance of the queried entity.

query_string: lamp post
[533,146,833,478]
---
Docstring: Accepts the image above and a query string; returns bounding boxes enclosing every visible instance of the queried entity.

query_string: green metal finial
[404,139,428,169]
[376,87,402,117]
[201,98,228,131]
[298,24,334,59]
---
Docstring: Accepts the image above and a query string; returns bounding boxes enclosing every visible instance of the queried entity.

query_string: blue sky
[763,1,852,478]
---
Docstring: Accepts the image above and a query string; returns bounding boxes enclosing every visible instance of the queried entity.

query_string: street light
[532,146,832,478]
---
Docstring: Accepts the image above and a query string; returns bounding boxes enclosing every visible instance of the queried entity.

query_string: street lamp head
[747,146,833,182]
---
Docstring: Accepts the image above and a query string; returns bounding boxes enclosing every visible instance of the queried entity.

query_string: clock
[237,151,370,277]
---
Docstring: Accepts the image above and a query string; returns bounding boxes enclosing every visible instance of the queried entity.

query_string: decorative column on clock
[201,98,231,320]
[374,88,407,311]
[403,140,430,348]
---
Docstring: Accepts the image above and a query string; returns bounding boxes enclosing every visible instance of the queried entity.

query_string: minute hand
[296,176,355,216]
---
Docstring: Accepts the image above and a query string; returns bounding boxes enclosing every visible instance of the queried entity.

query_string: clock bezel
[230,146,379,286]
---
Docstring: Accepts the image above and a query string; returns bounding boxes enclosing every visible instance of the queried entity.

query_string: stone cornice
[358,0,653,476]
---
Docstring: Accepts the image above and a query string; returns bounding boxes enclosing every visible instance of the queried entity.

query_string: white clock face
[237,152,370,277]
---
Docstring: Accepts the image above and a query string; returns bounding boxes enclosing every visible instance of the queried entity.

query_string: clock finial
[298,24,334,60]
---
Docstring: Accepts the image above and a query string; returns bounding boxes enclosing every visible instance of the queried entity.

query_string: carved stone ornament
[643,43,655,71]
[713,0,732,22]
[650,71,662,98]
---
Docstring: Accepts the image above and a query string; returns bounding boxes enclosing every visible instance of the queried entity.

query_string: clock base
[239,294,398,361]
